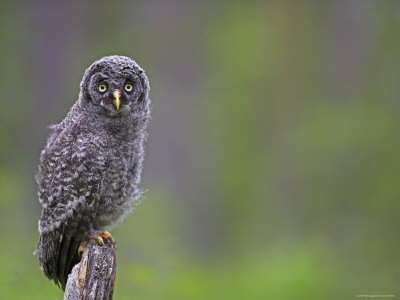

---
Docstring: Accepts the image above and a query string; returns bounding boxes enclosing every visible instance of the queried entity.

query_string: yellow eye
[98,83,107,93]
[124,83,133,92]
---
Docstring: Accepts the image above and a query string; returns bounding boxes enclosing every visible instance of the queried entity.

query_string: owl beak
[112,89,121,110]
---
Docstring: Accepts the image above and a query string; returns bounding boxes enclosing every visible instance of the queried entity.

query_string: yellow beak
[112,89,121,110]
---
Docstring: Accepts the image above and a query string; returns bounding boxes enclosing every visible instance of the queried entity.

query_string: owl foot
[78,230,115,254]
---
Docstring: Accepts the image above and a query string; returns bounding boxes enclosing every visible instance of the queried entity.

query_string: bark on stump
[64,239,116,300]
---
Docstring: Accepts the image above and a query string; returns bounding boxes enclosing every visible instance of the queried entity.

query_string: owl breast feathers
[36,55,151,289]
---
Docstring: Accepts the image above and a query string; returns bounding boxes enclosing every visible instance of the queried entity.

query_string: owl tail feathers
[37,230,81,290]
[37,231,63,288]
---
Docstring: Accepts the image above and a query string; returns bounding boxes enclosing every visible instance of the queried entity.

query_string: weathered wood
[64,239,116,300]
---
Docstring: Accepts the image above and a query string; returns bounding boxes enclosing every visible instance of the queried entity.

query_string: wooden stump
[63,239,116,300]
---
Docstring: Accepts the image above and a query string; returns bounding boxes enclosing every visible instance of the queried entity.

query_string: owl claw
[78,240,87,254]
[89,230,114,244]
[99,231,115,244]
[78,230,114,255]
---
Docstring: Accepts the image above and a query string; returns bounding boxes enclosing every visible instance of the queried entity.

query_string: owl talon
[89,230,113,246]
[99,231,110,239]
[99,231,115,244]
[78,240,87,254]
[78,230,114,254]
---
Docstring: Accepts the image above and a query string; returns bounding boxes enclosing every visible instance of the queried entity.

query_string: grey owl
[36,55,151,289]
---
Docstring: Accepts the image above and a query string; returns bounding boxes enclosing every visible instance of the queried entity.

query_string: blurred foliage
[1,1,400,299]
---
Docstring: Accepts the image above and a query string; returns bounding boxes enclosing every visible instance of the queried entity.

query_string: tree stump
[63,239,116,300]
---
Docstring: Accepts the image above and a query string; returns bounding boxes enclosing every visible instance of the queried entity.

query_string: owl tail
[37,229,81,290]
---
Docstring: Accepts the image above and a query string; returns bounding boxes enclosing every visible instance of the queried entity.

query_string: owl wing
[37,130,106,289]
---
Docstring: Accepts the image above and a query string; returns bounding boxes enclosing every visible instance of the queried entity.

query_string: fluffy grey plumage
[36,55,151,289]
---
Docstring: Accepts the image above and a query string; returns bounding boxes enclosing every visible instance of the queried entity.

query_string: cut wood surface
[64,239,116,300]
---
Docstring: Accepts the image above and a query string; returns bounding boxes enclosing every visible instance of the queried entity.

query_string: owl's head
[80,55,150,118]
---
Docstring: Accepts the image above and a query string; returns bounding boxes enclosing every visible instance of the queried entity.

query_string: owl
[36,55,151,290]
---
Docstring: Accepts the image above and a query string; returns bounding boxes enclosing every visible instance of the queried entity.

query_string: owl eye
[98,83,108,93]
[124,83,133,92]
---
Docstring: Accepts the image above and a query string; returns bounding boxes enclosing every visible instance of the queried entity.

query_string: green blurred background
[1,1,400,299]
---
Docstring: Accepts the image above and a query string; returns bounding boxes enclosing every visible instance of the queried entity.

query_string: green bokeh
[0,1,399,299]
